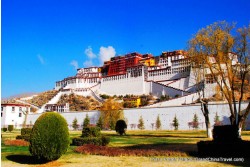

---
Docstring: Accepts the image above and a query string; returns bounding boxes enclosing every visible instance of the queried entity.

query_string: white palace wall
[26,102,250,130]
[145,81,189,98]
[100,75,146,96]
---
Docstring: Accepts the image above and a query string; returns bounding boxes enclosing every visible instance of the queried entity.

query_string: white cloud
[84,46,96,59]
[70,60,79,70]
[83,60,94,67]
[99,46,116,64]
[37,54,45,65]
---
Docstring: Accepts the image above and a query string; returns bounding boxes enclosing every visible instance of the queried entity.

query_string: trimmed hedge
[21,128,32,135]
[115,120,127,135]
[8,125,14,132]
[72,136,110,146]
[16,135,31,141]
[2,128,7,132]
[213,125,240,142]
[82,127,101,138]
[29,112,70,161]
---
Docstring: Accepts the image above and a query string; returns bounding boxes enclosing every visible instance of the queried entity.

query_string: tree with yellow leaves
[188,21,250,137]
[99,98,124,130]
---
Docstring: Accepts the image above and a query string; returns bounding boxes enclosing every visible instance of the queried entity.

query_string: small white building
[1,103,31,129]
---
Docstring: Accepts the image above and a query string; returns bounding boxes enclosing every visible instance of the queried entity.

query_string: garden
[2,129,250,167]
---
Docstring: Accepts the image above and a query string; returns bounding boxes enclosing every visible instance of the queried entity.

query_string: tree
[21,107,29,128]
[214,112,221,126]
[29,112,70,161]
[192,114,199,129]
[138,116,145,130]
[99,98,124,130]
[190,64,212,137]
[115,120,127,135]
[72,118,79,130]
[155,115,161,130]
[172,115,179,130]
[83,114,90,128]
[96,116,104,130]
[188,21,250,136]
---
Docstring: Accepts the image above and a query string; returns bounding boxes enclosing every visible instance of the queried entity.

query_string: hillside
[25,90,59,107]
[57,94,101,111]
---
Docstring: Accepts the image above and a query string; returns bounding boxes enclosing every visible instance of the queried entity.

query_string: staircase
[37,91,63,113]
[89,89,104,103]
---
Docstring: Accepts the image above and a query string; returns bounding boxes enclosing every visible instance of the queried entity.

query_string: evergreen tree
[192,113,199,129]
[83,114,90,128]
[172,115,179,130]
[214,112,220,126]
[156,114,161,130]
[138,116,145,130]
[72,117,79,130]
[96,116,104,129]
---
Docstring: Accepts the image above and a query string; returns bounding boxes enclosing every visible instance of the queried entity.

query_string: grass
[1,129,250,167]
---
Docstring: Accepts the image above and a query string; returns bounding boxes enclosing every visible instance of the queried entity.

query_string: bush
[2,127,7,132]
[29,112,70,161]
[82,127,101,138]
[16,135,30,141]
[72,136,110,146]
[213,125,240,142]
[101,136,110,146]
[21,128,32,135]
[8,125,14,132]
[115,120,127,135]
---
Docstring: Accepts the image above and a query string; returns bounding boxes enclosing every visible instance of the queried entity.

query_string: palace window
[12,107,15,112]
[19,112,22,117]
[206,75,216,84]
[1,107,3,111]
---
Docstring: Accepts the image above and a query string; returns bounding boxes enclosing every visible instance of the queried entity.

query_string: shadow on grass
[6,155,49,165]
[121,143,250,166]
[121,143,198,156]
[106,133,207,139]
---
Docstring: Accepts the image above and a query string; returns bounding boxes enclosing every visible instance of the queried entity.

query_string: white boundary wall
[26,102,250,130]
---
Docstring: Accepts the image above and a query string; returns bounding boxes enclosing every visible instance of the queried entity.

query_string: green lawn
[1,130,250,167]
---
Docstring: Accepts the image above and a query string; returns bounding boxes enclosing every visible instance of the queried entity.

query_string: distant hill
[1,92,38,102]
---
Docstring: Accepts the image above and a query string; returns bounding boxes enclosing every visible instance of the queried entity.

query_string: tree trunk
[203,103,212,138]
[22,113,28,128]
[238,102,250,137]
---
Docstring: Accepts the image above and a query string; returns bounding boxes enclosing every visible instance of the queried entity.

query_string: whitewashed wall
[167,77,189,90]
[1,106,30,129]
[26,102,250,130]
[146,81,189,98]
[146,93,200,107]
[100,76,145,96]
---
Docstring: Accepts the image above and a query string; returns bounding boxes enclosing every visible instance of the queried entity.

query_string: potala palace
[55,50,192,99]
[2,50,250,130]
[53,50,214,107]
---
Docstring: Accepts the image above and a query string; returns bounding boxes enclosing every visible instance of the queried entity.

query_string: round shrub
[115,120,127,135]
[82,127,101,137]
[29,112,70,161]
[8,125,14,132]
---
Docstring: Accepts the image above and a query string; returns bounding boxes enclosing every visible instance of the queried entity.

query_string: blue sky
[2,0,250,98]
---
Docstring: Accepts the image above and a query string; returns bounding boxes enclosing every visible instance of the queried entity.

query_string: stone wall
[26,102,250,130]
